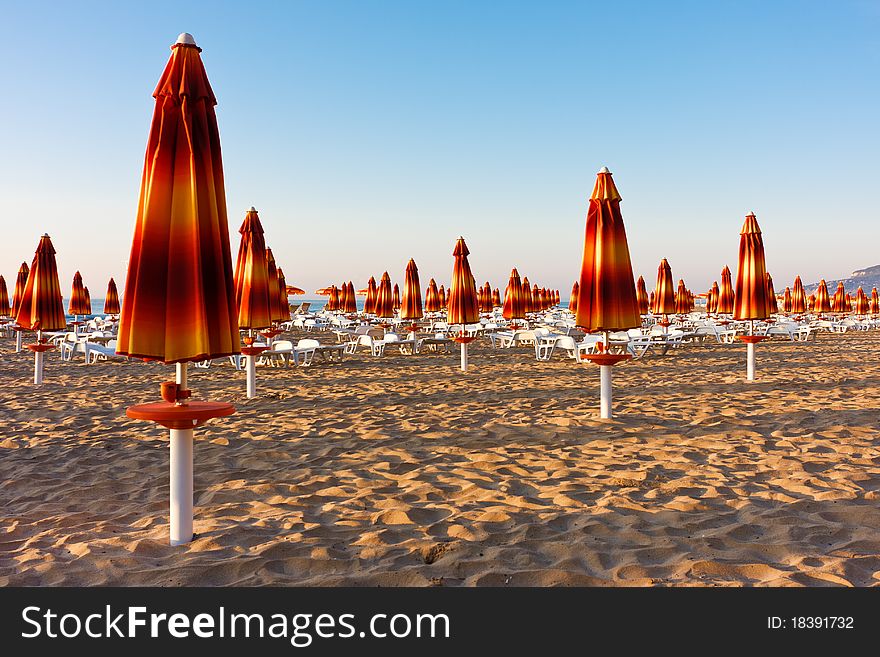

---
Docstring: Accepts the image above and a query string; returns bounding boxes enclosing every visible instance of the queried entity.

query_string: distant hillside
[805,265,880,294]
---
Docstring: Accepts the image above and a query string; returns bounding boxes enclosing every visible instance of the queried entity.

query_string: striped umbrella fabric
[375,272,394,319]
[766,273,778,314]
[400,258,423,320]
[15,234,67,332]
[287,285,305,295]
[480,282,492,313]
[569,281,579,315]
[83,287,92,316]
[265,248,284,323]
[872,288,879,315]
[814,280,832,313]
[392,284,401,311]
[832,282,846,313]
[674,279,690,314]
[653,258,676,315]
[808,294,816,312]
[733,213,772,321]
[12,262,29,318]
[492,288,501,307]
[791,275,807,314]
[575,168,640,331]
[345,281,357,313]
[438,285,446,309]
[425,278,441,313]
[447,237,480,325]
[68,271,90,316]
[716,266,735,314]
[521,277,533,314]
[276,268,291,322]
[708,281,720,313]
[117,35,239,363]
[233,208,272,330]
[532,284,540,312]
[635,276,649,314]
[327,285,339,311]
[845,292,853,313]
[502,269,526,320]
[782,287,792,314]
[104,278,121,315]
[364,276,378,315]
[855,287,869,315]
[0,276,9,317]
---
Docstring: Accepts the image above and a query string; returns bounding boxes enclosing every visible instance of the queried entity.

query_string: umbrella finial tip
[597,166,611,174]
[249,206,257,212]
[176,32,197,46]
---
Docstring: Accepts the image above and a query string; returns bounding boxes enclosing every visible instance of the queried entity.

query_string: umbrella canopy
[68,271,90,316]
[264,248,284,323]
[492,288,501,307]
[791,275,807,314]
[480,282,492,313]
[766,273,778,314]
[0,276,9,317]
[575,168,640,331]
[287,285,305,295]
[782,287,792,314]
[438,285,446,309]
[845,292,853,313]
[653,258,676,315]
[635,276,649,314]
[808,294,816,312]
[674,279,690,314]
[374,272,394,319]
[447,237,479,325]
[855,287,869,315]
[15,234,66,332]
[503,268,526,320]
[871,288,879,315]
[832,282,847,313]
[569,281,579,315]
[104,278,121,314]
[315,287,334,296]
[276,268,291,322]
[117,34,239,363]
[400,258,423,320]
[521,277,533,314]
[814,280,831,313]
[708,281,720,313]
[233,207,272,330]
[364,276,378,315]
[327,284,339,311]
[717,266,735,314]
[425,278,441,313]
[392,283,401,311]
[83,287,92,315]
[344,281,357,313]
[733,212,771,321]
[12,262,29,318]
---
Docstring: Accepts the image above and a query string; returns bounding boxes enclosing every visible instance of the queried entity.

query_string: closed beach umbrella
[438,285,446,309]
[364,276,378,315]
[276,268,290,322]
[83,287,92,316]
[233,208,272,331]
[653,258,676,316]
[532,284,541,311]
[374,272,394,319]
[845,292,853,313]
[264,248,283,323]
[766,273,778,314]
[716,266,735,314]
[117,35,239,365]
[502,268,526,321]
[635,276,649,315]
[392,283,401,311]
[336,283,348,310]
[425,278,441,313]
[492,288,501,307]
[448,237,479,371]
[16,234,67,385]
[521,277,533,314]
[814,280,831,313]
[708,281,720,313]
[733,212,771,382]
[575,167,640,419]
[791,275,807,314]
[808,293,816,312]
[400,258,423,321]
[104,278,121,315]
[855,287,869,315]
[12,262,29,318]
[326,285,339,311]
[649,291,655,314]
[832,282,846,313]
[345,281,357,313]
[481,282,492,313]
[782,287,792,314]
[872,288,880,315]
[674,279,690,314]
[569,281,579,315]
[0,276,10,317]
[68,271,90,316]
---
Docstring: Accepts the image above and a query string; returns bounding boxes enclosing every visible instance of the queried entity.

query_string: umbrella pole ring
[599,364,612,419]
[169,427,194,546]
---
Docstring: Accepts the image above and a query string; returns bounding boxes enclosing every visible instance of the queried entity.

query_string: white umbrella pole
[15,329,22,353]
[246,354,257,398]
[176,361,187,388]
[747,342,756,381]
[599,364,612,419]
[34,329,44,385]
[460,342,468,372]
[169,427,194,545]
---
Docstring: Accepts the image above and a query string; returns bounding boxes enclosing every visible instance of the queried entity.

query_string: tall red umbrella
[120,33,237,546]
[568,281,579,315]
[448,237,479,371]
[264,248,284,323]
[16,234,67,384]
[575,167,640,418]
[635,276,649,315]
[492,288,501,307]
[480,282,492,313]
[425,278,441,313]
[374,272,394,320]
[521,277,533,314]
[845,292,853,313]
[364,276,378,315]
[327,285,340,311]
[0,276,10,317]
[336,282,349,312]
[653,258,676,318]
[532,284,541,312]
[733,212,771,381]
[791,275,807,314]
[708,281,720,314]
[814,280,831,314]
[392,284,401,311]
[233,207,272,332]
[717,266,735,314]
[104,278,121,315]
[400,258,423,325]
[674,279,690,314]
[766,273,778,314]
[503,268,526,324]
[276,268,291,323]
[872,288,880,316]
[345,281,357,313]
[782,287,792,314]
[83,287,92,316]
[832,282,846,314]
[12,262,29,318]
[68,271,90,318]
[854,287,869,315]
[438,285,446,310]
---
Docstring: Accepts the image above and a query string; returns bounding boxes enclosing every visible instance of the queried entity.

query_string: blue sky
[1,1,877,298]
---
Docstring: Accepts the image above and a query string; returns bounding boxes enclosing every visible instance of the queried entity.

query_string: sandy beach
[2,329,879,587]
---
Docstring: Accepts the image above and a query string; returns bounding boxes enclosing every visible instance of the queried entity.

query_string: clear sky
[1,1,877,298]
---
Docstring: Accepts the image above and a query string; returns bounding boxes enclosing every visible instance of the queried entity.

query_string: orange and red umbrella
[733,213,772,321]
[12,262,29,318]
[438,285,446,309]
[83,287,92,315]
[425,278,441,313]
[653,259,676,315]
[276,268,291,322]
[264,248,284,323]
[569,281,579,315]
[815,281,833,313]
[327,285,340,311]
[480,282,492,313]
[716,266,735,314]
[374,272,394,319]
[0,276,9,317]
[364,276,378,314]
[708,281,720,313]
[392,283,401,311]
[103,278,121,315]
[492,288,501,307]
[447,237,479,325]
[521,277,533,314]
[400,258,423,320]
[635,276,649,314]
[345,281,357,313]
[286,285,305,295]
[117,36,239,363]
[765,273,778,314]
[832,282,846,313]
[871,288,880,315]
[782,287,792,314]
[233,207,272,330]
[15,234,67,332]
[674,279,690,314]
[854,287,869,315]
[68,271,90,316]
[575,168,640,332]
[791,275,807,314]
[503,268,526,321]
